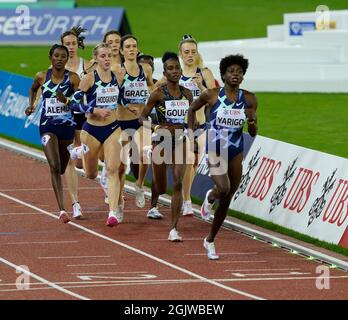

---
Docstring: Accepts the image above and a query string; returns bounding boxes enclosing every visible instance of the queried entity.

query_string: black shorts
[73,112,87,130]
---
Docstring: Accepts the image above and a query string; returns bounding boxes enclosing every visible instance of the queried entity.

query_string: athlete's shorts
[73,112,87,131]
[39,124,75,141]
[82,120,119,144]
[118,119,141,131]
[206,129,243,161]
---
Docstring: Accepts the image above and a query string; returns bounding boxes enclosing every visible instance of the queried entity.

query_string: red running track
[0,146,348,300]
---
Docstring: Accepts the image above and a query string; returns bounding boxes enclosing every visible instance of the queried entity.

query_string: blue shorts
[118,119,141,131]
[82,120,119,144]
[39,124,75,141]
[206,130,243,161]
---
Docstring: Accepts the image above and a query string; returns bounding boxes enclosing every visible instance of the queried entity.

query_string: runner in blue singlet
[187,54,258,260]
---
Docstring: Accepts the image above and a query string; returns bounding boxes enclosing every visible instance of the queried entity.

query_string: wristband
[154,125,159,131]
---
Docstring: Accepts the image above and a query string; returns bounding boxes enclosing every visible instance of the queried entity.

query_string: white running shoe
[135,185,145,208]
[182,201,194,216]
[59,210,70,224]
[147,207,163,219]
[106,211,119,227]
[72,202,82,219]
[115,205,124,223]
[200,189,214,221]
[203,237,219,260]
[168,228,182,242]
[67,145,82,160]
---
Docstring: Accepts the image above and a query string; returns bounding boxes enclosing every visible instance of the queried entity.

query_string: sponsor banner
[231,135,348,247]
[0,7,126,45]
[0,70,41,146]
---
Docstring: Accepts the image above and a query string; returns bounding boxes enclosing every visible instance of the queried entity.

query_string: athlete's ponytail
[61,25,87,50]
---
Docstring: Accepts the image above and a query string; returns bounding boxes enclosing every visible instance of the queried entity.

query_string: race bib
[216,107,246,129]
[180,80,201,100]
[45,98,70,116]
[96,86,119,109]
[124,81,149,101]
[165,100,189,123]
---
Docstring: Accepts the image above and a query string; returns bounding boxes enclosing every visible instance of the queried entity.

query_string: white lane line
[0,257,89,300]
[7,241,78,245]
[1,275,348,293]
[71,271,148,275]
[38,256,111,260]
[232,272,311,277]
[185,252,258,256]
[0,187,99,192]
[217,260,268,264]
[225,268,302,272]
[0,213,43,216]
[66,263,118,267]
[0,191,265,300]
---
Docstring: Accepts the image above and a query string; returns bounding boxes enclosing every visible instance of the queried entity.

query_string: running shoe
[182,201,194,216]
[67,144,82,160]
[59,210,71,224]
[200,189,214,221]
[106,212,119,227]
[168,228,182,242]
[147,207,163,219]
[135,185,145,208]
[72,202,82,219]
[115,205,124,223]
[203,237,219,260]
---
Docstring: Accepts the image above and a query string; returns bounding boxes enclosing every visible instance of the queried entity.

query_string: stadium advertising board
[0,7,128,45]
[0,70,41,146]
[231,135,348,248]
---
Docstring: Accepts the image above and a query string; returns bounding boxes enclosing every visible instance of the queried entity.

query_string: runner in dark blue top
[57,43,123,228]
[187,54,258,260]
[140,52,193,242]
[25,44,80,224]
[116,34,154,212]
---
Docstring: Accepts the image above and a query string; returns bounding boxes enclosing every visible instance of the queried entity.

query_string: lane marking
[185,252,258,256]
[231,271,311,277]
[7,241,78,245]
[217,260,268,264]
[0,257,89,300]
[0,187,99,192]
[66,263,118,267]
[0,191,265,300]
[224,268,302,272]
[38,256,111,260]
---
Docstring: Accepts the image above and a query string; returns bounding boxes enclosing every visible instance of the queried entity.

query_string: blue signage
[0,70,41,146]
[289,21,316,36]
[0,7,126,45]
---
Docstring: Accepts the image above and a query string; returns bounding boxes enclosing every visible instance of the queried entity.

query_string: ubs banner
[231,135,348,248]
[0,7,130,45]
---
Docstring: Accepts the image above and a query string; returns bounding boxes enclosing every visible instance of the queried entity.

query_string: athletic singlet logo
[45,98,70,116]
[164,100,189,123]
[96,86,119,109]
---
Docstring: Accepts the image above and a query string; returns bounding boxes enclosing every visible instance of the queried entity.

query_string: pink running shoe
[106,214,119,227]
